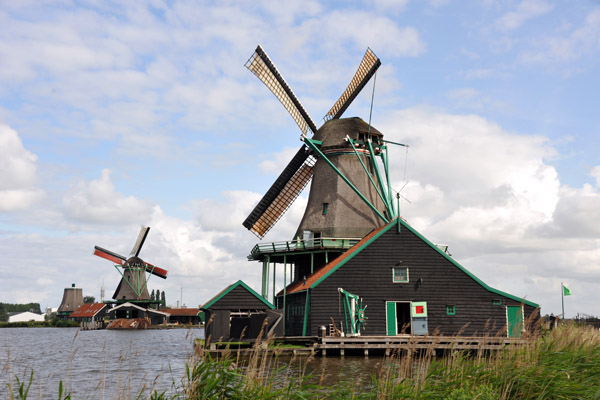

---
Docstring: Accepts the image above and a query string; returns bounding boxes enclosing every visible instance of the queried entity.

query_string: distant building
[69,303,108,323]
[107,302,169,325]
[57,283,84,320]
[8,311,45,323]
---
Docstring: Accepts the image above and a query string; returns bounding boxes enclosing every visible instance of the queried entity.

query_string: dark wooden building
[202,280,282,342]
[277,218,539,338]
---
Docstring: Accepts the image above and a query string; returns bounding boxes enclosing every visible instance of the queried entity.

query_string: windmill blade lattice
[243,146,316,238]
[323,48,381,121]
[245,45,317,135]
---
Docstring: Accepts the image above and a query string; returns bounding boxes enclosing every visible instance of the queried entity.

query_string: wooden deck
[318,335,527,357]
[203,335,527,357]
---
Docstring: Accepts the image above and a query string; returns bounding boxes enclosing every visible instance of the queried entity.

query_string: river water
[1,327,387,398]
[0,327,202,398]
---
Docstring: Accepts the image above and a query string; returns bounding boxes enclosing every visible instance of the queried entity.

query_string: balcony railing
[248,237,361,260]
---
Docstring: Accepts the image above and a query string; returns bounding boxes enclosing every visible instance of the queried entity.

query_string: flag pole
[561,282,565,318]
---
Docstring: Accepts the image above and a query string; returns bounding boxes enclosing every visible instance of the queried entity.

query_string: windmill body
[295,117,387,239]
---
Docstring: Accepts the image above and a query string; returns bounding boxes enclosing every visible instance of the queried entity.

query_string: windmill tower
[243,45,400,300]
[93,226,168,306]
[57,283,84,319]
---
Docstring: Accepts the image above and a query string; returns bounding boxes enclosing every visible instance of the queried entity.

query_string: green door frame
[386,301,412,336]
[507,305,524,338]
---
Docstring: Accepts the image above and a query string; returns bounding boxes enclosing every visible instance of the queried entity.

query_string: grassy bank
[5,323,600,399]
[0,320,79,328]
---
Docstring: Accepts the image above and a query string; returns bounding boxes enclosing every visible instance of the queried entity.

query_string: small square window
[392,267,409,283]
[493,300,502,306]
[446,305,456,315]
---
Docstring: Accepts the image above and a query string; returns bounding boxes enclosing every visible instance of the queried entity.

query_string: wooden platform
[318,335,527,357]
[203,335,527,358]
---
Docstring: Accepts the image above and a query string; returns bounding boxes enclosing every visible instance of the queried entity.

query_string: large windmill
[93,226,167,304]
[243,45,397,241]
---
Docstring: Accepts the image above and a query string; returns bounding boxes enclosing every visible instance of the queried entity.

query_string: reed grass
[4,323,600,399]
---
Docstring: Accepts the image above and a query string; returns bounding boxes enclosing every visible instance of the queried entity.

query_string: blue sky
[1,0,599,318]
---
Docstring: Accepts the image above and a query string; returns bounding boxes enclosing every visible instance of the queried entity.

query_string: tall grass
[5,323,600,399]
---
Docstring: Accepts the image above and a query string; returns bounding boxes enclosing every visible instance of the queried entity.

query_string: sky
[0,0,599,318]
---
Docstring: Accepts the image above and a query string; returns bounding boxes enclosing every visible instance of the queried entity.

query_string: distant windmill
[243,45,398,240]
[93,226,167,303]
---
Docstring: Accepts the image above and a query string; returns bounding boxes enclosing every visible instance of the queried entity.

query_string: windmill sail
[323,48,381,121]
[246,45,317,135]
[243,146,316,238]
[130,226,150,257]
[93,246,126,265]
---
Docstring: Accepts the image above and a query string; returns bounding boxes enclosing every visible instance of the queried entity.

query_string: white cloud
[324,11,426,58]
[591,166,600,187]
[494,0,554,31]
[520,6,600,64]
[63,169,154,225]
[0,123,44,211]
[374,107,600,315]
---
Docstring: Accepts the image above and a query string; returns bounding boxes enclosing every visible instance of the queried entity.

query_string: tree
[150,289,155,301]
[161,291,166,307]
[83,296,95,304]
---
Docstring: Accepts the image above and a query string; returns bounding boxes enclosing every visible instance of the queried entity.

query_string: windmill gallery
[81,46,538,345]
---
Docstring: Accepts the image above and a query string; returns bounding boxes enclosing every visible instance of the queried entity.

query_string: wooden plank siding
[279,221,538,337]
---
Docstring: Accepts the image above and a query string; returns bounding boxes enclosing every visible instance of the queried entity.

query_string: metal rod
[346,136,388,207]
[303,137,389,224]
[367,139,394,218]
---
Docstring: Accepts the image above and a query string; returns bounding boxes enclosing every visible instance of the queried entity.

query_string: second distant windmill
[93,226,168,306]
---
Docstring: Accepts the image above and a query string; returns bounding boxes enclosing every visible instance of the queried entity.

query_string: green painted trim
[446,305,456,315]
[310,224,393,289]
[346,137,388,209]
[310,218,539,308]
[367,139,393,217]
[380,148,395,218]
[302,290,310,337]
[202,280,275,310]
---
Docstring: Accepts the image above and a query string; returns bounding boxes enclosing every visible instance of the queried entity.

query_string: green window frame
[322,203,329,215]
[493,299,502,306]
[392,267,409,283]
[446,305,456,315]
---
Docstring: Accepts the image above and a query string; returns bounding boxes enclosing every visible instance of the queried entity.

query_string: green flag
[563,284,571,296]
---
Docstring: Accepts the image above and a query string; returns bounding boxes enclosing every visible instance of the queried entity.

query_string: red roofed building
[69,303,108,323]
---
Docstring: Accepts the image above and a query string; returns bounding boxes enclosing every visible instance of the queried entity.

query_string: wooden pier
[203,335,527,358]
[317,335,527,357]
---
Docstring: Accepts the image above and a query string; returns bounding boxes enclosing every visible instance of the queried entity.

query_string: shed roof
[284,218,539,308]
[107,302,170,316]
[69,303,107,318]
[202,280,274,310]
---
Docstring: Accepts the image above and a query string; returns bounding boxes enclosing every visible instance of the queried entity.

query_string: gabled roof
[107,302,170,316]
[286,223,389,295]
[285,218,539,308]
[201,280,274,310]
[69,303,107,318]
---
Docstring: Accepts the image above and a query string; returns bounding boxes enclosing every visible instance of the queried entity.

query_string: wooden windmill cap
[314,117,383,147]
